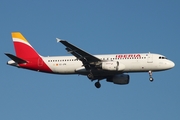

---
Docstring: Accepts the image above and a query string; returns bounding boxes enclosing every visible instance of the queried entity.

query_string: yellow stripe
[12,32,28,43]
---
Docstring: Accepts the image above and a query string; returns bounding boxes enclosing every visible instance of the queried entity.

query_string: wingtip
[56,38,61,43]
[56,38,66,43]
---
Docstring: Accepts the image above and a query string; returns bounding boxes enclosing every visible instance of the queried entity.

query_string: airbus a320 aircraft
[5,32,175,88]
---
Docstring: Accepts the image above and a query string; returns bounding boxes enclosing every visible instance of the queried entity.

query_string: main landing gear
[149,70,154,82]
[87,72,101,89]
[88,75,101,88]
[87,71,94,80]
[95,81,101,89]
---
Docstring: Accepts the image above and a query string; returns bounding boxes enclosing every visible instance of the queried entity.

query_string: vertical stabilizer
[12,32,40,59]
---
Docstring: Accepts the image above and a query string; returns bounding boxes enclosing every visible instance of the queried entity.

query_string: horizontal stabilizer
[5,53,27,64]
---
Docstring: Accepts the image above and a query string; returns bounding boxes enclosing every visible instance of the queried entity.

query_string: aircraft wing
[57,39,101,69]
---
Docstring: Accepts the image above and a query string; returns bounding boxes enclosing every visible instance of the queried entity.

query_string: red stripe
[19,57,53,73]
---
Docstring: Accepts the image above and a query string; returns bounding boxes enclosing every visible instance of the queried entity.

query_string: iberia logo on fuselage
[116,54,141,59]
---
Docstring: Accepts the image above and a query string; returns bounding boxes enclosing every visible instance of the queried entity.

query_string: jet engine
[101,61,125,71]
[106,74,130,85]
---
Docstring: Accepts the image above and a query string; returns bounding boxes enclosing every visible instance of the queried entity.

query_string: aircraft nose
[169,60,175,68]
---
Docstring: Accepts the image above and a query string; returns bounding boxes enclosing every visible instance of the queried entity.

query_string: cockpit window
[159,56,167,59]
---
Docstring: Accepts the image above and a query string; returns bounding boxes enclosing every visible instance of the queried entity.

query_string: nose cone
[168,60,175,69]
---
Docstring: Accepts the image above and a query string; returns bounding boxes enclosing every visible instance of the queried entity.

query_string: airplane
[5,32,175,88]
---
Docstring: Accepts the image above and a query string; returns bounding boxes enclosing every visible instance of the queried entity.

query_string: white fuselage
[41,53,174,75]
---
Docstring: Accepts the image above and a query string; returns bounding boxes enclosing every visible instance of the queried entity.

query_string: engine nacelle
[106,74,130,85]
[101,61,125,71]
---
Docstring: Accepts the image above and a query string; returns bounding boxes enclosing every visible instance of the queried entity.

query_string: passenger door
[147,53,153,63]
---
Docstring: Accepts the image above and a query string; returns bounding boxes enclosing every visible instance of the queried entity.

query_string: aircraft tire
[95,82,101,88]
[149,77,154,82]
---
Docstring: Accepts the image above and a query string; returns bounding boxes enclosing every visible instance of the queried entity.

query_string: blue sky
[1,0,180,120]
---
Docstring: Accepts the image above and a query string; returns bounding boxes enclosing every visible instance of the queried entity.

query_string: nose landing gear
[149,70,154,82]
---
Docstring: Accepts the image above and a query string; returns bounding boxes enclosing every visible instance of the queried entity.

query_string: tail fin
[12,32,40,59]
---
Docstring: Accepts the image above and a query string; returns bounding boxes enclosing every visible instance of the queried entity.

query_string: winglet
[56,38,65,43]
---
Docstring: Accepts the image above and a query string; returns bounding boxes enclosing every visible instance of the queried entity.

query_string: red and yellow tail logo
[12,32,40,59]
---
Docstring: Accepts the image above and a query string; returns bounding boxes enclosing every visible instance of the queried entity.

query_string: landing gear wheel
[95,82,101,88]
[149,77,154,82]
[148,71,154,82]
